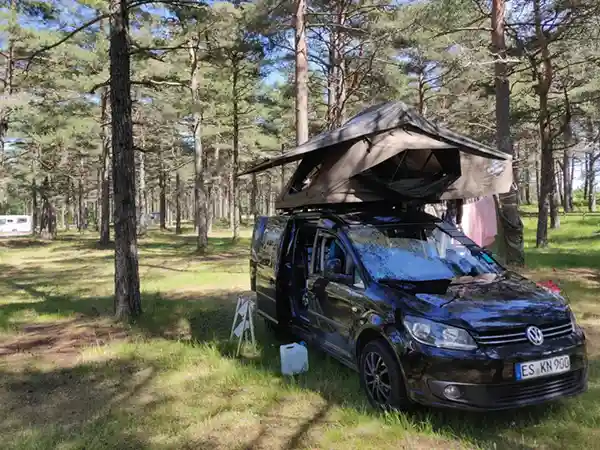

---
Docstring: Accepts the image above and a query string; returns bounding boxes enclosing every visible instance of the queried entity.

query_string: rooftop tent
[238,101,512,210]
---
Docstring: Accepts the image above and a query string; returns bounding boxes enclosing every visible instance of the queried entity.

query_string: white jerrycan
[280,342,309,375]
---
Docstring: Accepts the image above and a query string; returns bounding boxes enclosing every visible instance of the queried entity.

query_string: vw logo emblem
[526,326,544,345]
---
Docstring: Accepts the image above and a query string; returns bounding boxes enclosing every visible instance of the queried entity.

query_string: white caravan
[0,215,33,235]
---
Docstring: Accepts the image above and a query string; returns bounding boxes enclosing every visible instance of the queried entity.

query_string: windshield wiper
[449,272,505,286]
[378,277,452,295]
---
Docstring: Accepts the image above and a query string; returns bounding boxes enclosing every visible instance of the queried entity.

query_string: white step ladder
[229,293,257,357]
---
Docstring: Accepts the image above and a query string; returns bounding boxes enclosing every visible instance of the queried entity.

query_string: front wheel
[359,339,411,411]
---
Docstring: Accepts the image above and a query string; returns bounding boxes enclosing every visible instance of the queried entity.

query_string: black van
[249,208,588,411]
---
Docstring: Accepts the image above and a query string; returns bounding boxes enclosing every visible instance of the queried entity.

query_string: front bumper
[398,330,588,411]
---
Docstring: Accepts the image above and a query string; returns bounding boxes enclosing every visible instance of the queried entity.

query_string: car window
[0,219,5,225]
[17,218,27,224]
[256,217,287,267]
[347,223,501,281]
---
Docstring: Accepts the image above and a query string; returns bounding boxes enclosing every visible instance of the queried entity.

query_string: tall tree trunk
[251,172,258,219]
[100,88,111,245]
[0,0,16,207]
[557,163,564,207]
[110,0,141,319]
[78,170,84,232]
[65,187,70,231]
[95,167,101,232]
[491,0,524,265]
[31,178,37,235]
[137,148,148,236]
[569,155,575,211]
[232,62,240,242]
[327,3,347,128]
[417,69,427,115]
[189,41,208,252]
[159,159,166,230]
[524,167,531,205]
[550,162,560,229]
[175,171,182,234]
[562,148,572,212]
[39,177,56,240]
[533,0,553,248]
[295,0,309,146]
[535,155,540,202]
[228,171,234,229]
[60,202,65,230]
[590,155,597,212]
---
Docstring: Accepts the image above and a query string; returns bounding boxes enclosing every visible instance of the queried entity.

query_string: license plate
[515,355,570,381]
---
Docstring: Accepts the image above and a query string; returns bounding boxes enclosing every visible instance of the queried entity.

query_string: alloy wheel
[363,351,392,406]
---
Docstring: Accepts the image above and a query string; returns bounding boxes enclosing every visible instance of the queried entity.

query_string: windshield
[346,223,502,282]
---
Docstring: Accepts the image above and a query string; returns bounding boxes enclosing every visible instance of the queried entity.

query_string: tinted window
[255,217,287,267]
[0,219,5,225]
[315,235,346,274]
[347,224,501,282]
[17,218,27,224]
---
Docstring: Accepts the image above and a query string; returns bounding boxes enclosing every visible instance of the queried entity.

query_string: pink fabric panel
[461,197,497,248]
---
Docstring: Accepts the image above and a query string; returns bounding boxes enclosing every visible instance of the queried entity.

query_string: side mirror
[325,258,343,276]
[324,258,353,284]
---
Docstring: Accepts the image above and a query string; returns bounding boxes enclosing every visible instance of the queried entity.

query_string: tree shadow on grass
[180,294,599,450]
[0,238,52,249]
[0,354,167,449]
[526,250,600,270]
[2,259,598,450]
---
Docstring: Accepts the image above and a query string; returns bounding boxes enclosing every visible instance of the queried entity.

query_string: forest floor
[1,217,600,450]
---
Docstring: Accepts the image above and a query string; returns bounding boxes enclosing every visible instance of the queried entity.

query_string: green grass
[1,220,600,450]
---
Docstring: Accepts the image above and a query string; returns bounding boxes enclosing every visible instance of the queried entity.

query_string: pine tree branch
[91,77,189,93]
[25,13,111,71]
[132,78,189,88]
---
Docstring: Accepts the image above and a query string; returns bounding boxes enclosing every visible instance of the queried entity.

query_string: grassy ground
[1,218,600,450]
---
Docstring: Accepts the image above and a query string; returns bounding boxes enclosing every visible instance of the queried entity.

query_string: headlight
[568,308,578,333]
[403,315,477,350]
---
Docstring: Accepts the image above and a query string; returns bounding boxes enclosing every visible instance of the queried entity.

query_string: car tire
[359,339,411,411]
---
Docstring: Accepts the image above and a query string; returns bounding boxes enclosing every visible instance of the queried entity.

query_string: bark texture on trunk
[159,160,166,230]
[65,186,70,231]
[189,41,208,252]
[100,88,111,245]
[232,62,240,241]
[550,160,559,229]
[137,148,148,236]
[175,171,182,234]
[31,178,38,234]
[251,172,258,218]
[491,0,524,265]
[590,155,597,212]
[39,176,57,240]
[295,0,309,146]
[78,168,84,231]
[533,0,553,248]
[110,0,141,319]
[326,1,347,129]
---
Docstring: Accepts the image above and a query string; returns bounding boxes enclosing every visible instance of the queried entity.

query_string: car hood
[383,271,570,332]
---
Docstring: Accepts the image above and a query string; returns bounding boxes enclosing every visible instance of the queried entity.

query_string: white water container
[280,342,309,376]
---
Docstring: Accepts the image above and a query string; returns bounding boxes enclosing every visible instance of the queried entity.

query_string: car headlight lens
[568,308,578,333]
[403,315,477,350]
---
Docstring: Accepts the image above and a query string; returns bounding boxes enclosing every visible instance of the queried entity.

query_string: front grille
[488,370,583,405]
[474,320,573,346]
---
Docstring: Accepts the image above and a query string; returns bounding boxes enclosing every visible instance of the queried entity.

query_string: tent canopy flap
[237,101,512,209]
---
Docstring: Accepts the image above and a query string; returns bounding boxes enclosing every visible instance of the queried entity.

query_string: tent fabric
[237,101,513,210]
[238,101,507,177]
